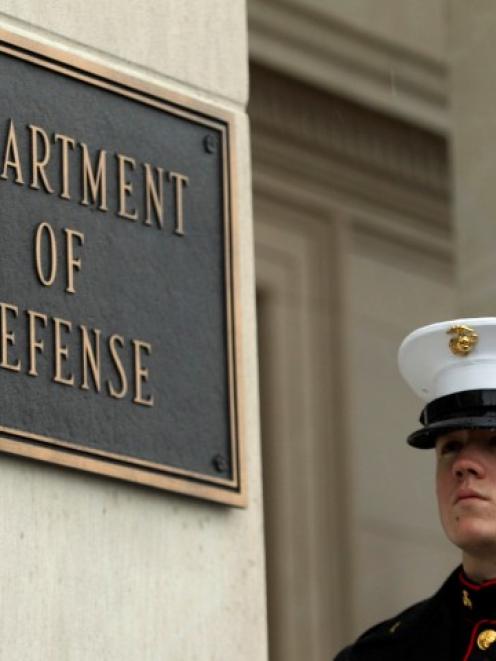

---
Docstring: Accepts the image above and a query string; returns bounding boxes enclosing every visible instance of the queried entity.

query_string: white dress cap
[398,317,496,402]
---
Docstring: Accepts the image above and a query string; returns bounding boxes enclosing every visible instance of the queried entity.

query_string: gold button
[477,629,496,650]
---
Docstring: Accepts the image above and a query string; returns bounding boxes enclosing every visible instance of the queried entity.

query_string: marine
[336,318,496,660]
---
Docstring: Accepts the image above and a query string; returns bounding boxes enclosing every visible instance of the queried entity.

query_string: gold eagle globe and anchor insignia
[447,325,479,356]
[462,590,473,610]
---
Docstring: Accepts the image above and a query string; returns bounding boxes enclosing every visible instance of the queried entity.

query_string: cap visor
[408,415,496,449]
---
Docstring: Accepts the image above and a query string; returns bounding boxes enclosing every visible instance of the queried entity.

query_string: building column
[450,1,496,314]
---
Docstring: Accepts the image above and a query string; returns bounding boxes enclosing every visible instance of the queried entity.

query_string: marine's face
[436,429,496,556]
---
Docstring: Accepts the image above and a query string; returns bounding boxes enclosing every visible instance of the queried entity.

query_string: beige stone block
[0,455,267,660]
[0,1,248,106]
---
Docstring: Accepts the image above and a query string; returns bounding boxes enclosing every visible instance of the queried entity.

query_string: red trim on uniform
[463,619,496,661]
[459,571,496,591]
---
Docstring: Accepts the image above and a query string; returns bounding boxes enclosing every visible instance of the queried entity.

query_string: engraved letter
[80,143,108,211]
[80,325,101,392]
[29,124,54,193]
[0,302,21,372]
[34,222,57,287]
[168,171,189,236]
[64,228,84,294]
[27,309,48,377]
[53,317,74,386]
[54,133,75,200]
[132,339,154,407]
[117,154,138,221]
[144,163,164,228]
[1,119,24,184]
[107,334,128,399]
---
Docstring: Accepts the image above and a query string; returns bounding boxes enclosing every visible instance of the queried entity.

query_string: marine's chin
[445,515,496,555]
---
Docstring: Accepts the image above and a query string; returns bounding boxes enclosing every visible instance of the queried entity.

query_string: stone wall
[0,4,268,660]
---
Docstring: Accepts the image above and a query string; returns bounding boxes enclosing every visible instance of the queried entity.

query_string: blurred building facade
[248,1,462,658]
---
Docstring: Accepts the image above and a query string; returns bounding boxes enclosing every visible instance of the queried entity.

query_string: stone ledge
[248,0,449,133]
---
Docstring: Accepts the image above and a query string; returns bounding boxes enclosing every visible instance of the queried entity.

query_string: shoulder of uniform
[333,569,459,660]
[360,599,430,639]
[333,598,431,660]
[357,598,429,641]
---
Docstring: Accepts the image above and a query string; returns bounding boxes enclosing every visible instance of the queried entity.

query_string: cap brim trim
[408,416,496,449]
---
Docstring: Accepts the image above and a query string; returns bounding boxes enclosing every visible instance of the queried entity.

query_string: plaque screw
[213,454,228,472]
[204,134,217,154]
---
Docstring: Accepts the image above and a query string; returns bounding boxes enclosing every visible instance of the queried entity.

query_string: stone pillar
[450,1,496,314]
[0,3,267,660]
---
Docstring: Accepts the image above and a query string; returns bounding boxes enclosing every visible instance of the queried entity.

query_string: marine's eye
[439,439,464,456]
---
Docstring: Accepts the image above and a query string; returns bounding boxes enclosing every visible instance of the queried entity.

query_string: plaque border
[0,29,247,507]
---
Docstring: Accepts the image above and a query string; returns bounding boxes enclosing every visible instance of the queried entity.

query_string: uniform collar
[459,569,496,619]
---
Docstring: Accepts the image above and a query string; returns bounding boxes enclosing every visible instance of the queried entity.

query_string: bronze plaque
[0,31,245,506]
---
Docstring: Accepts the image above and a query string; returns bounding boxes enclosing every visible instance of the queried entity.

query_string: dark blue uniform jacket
[335,567,496,660]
